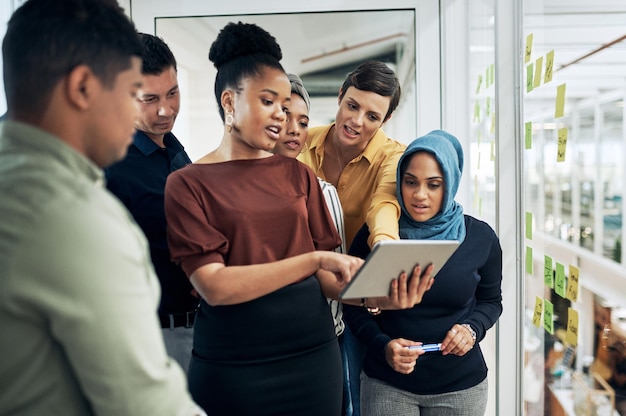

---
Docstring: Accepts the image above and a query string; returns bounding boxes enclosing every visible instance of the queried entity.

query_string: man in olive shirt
[0,1,204,415]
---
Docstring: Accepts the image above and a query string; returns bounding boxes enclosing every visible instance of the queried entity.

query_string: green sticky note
[526,246,533,274]
[555,262,566,297]
[544,300,554,334]
[544,255,554,288]
[525,121,532,149]
[476,74,483,94]
[486,96,491,115]
[526,63,534,93]
[474,100,480,123]
[526,212,533,239]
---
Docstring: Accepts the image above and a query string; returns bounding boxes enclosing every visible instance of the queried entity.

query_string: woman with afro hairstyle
[164,22,433,415]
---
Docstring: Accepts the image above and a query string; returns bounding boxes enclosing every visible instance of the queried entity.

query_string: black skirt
[188,276,342,415]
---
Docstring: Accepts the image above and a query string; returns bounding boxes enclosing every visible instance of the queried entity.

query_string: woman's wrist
[361,297,381,315]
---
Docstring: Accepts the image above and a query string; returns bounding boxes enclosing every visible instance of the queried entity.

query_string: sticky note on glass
[533,56,543,88]
[474,100,480,122]
[525,33,533,63]
[545,50,554,83]
[526,246,533,274]
[544,255,554,288]
[525,121,532,149]
[555,262,566,297]
[533,296,543,328]
[476,74,483,94]
[526,212,533,239]
[566,265,579,302]
[555,83,566,118]
[526,63,534,93]
[490,140,495,160]
[557,127,568,162]
[544,300,554,334]
[490,64,495,86]
[486,96,491,115]
[490,112,496,134]
[566,308,579,346]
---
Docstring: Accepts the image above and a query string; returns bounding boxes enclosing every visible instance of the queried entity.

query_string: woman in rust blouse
[164,22,432,416]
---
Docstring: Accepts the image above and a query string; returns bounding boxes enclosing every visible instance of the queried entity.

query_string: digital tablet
[339,239,460,299]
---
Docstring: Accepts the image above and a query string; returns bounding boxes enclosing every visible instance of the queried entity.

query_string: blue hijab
[397,130,466,242]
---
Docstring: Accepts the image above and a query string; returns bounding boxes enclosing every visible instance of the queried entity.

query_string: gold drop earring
[225,110,234,133]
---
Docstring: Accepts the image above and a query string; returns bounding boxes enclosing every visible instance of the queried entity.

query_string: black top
[344,215,503,394]
[105,130,198,315]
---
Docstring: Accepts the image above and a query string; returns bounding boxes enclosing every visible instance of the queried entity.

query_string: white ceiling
[155,3,626,118]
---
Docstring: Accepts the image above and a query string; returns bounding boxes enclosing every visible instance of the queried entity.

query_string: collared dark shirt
[106,130,198,315]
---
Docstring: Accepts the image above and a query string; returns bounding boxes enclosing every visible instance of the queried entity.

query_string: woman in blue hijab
[344,130,503,416]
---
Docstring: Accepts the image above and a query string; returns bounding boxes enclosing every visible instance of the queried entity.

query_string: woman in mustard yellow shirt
[298,60,406,249]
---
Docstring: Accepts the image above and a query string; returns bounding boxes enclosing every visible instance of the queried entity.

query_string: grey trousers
[162,326,194,374]
[360,372,488,416]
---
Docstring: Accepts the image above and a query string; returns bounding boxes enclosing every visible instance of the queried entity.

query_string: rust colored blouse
[165,154,341,279]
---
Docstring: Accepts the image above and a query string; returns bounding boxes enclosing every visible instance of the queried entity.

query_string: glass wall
[521,2,626,415]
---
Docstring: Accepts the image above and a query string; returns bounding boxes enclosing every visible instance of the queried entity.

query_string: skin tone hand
[318,251,365,285]
[385,338,426,374]
[440,324,476,356]
[372,263,435,310]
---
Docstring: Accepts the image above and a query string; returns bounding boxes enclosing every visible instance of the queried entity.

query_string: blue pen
[408,343,442,352]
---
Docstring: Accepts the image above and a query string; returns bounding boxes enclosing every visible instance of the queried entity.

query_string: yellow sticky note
[544,300,554,334]
[533,296,543,328]
[490,112,496,134]
[526,212,533,240]
[490,64,495,86]
[555,262,566,297]
[525,121,532,149]
[525,33,533,63]
[526,63,534,93]
[566,265,579,302]
[566,308,579,346]
[555,83,566,118]
[545,50,554,83]
[486,66,490,88]
[526,246,533,274]
[544,255,554,288]
[557,127,568,162]
[476,74,483,94]
[477,129,482,145]
[533,56,543,88]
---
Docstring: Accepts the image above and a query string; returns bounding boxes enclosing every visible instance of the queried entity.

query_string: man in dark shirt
[106,33,198,373]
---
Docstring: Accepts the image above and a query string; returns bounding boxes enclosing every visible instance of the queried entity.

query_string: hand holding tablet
[339,240,459,299]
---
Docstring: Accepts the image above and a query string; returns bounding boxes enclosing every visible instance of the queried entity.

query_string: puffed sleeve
[164,168,228,277]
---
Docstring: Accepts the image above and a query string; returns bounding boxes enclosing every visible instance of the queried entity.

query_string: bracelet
[461,324,477,344]
[361,298,381,315]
